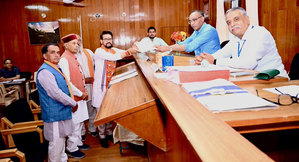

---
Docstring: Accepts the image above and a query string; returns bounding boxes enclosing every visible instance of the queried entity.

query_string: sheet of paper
[110,71,138,85]
[136,39,156,53]
[197,93,277,112]
[263,85,299,96]
[154,73,168,79]
[182,79,277,112]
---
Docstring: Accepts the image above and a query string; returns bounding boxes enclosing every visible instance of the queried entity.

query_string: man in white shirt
[74,35,99,141]
[92,31,138,148]
[195,7,288,78]
[140,27,168,53]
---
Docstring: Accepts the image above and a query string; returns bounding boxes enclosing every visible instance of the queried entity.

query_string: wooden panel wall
[0,0,199,74]
[258,0,299,71]
[0,0,298,73]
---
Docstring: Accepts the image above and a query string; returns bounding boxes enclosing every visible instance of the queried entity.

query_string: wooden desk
[216,80,299,134]
[95,55,273,161]
[148,53,289,84]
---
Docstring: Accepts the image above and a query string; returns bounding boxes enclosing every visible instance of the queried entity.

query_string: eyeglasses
[103,38,112,41]
[188,16,203,24]
[256,88,299,106]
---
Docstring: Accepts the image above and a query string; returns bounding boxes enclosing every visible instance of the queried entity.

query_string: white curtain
[216,0,229,43]
[246,0,259,26]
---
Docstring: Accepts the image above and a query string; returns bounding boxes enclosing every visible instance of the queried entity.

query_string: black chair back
[289,53,299,80]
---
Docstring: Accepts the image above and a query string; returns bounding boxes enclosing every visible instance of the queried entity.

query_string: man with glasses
[155,10,221,56]
[92,30,139,148]
[195,7,288,78]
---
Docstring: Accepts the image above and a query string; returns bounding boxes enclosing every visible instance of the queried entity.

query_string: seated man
[195,7,288,78]
[141,26,168,46]
[0,58,20,81]
[156,10,221,56]
[140,27,169,53]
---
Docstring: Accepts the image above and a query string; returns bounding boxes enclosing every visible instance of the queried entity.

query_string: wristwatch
[169,46,173,52]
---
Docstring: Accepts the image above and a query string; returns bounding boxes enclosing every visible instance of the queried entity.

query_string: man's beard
[77,46,83,54]
[105,42,112,49]
[149,35,155,39]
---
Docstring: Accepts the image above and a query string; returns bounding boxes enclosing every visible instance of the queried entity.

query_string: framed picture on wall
[203,0,210,20]
[27,21,61,45]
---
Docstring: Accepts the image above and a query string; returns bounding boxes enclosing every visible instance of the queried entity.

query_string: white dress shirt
[213,25,288,78]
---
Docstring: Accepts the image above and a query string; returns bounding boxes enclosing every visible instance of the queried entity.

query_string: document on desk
[5,78,26,84]
[136,39,156,53]
[263,85,299,96]
[182,79,278,112]
[110,69,138,85]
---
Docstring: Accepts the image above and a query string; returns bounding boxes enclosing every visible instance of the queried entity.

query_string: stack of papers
[110,69,138,85]
[182,79,277,112]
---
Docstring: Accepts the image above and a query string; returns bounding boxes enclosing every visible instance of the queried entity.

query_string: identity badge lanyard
[237,40,246,57]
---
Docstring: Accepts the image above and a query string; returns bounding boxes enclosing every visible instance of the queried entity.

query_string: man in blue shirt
[0,58,20,81]
[156,10,221,56]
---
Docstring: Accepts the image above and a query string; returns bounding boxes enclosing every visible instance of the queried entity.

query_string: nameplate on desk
[151,63,161,72]
[145,56,151,61]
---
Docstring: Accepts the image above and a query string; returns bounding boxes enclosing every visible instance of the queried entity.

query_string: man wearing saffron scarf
[74,34,98,141]
[92,30,138,148]
[58,34,90,159]
[37,43,78,162]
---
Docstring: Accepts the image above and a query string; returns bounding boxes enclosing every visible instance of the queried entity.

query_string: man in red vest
[59,34,89,159]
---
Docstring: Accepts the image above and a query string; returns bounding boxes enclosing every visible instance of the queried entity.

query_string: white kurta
[92,47,125,108]
[59,57,88,124]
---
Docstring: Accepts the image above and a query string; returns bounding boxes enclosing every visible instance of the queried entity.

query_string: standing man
[59,34,90,159]
[0,58,20,81]
[156,10,221,56]
[93,31,138,148]
[195,7,288,78]
[37,43,78,162]
[74,34,99,140]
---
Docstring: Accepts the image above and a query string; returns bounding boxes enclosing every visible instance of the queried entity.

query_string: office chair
[220,40,229,48]
[1,98,43,129]
[0,126,47,162]
[288,53,299,80]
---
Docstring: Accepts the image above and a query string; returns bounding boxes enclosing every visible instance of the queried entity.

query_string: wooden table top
[133,53,273,161]
[215,80,299,133]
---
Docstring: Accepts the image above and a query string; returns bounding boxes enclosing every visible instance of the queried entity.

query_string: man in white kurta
[140,26,169,53]
[58,34,90,158]
[74,35,99,140]
[92,30,138,148]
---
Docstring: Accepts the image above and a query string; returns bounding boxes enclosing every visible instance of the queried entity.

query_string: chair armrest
[1,126,44,143]
[0,149,25,162]
[29,100,41,121]
[1,117,44,129]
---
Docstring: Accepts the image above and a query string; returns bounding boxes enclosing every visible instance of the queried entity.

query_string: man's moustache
[231,26,241,32]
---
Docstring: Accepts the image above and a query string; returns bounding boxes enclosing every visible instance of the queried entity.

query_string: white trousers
[81,100,97,135]
[67,122,84,152]
[48,122,68,162]
[98,122,113,139]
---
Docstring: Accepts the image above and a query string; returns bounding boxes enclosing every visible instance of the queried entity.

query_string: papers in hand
[182,79,277,112]
[110,69,138,85]
[136,39,156,53]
